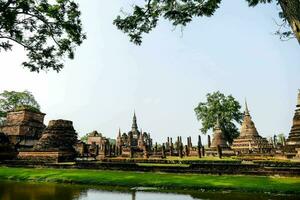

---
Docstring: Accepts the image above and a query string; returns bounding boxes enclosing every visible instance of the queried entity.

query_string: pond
[0,180,298,200]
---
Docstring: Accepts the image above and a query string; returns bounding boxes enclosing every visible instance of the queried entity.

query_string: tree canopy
[0,90,40,123]
[194,91,243,144]
[114,0,300,45]
[0,0,86,72]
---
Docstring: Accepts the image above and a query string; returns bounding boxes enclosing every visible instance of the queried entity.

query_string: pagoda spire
[118,128,121,137]
[131,111,138,131]
[245,99,250,116]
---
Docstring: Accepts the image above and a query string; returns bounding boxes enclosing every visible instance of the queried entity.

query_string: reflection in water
[0,181,86,200]
[84,190,194,200]
[0,181,298,200]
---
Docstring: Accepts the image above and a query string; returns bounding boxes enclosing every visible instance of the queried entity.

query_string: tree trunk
[279,0,300,45]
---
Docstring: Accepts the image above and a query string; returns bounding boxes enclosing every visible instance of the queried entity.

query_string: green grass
[0,167,299,194]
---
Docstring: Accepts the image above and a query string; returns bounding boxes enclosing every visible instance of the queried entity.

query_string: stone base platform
[18,151,75,163]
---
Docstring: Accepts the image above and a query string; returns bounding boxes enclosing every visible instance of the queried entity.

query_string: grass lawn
[0,167,299,194]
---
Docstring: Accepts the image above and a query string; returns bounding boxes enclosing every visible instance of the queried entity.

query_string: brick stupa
[211,118,229,149]
[231,101,272,154]
[285,90,300,155]
[18,120,78,162]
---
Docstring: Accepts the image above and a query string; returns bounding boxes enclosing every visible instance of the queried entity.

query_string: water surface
[0,181,298,200]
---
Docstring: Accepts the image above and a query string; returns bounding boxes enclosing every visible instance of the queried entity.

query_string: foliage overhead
[114,0,300,45]
[0,90,40,123]
[0,0,86,72]
[194,91,243,144]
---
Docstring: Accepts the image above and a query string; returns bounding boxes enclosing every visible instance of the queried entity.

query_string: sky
[0,0,299,144]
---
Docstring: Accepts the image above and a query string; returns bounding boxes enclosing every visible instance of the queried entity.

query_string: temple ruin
[231,101,272,154]
[0,109,45,149]
[210,118,229,150]
[116,113,152,158]
[285,90,300,157]
[1,91,300,162]
[18,120,78,162]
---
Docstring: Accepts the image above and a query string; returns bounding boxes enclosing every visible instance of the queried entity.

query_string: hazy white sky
[0,0,299,144]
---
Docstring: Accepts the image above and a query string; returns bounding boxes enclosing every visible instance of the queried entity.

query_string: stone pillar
[185,145,189,157]
[177,136,180,150]
[162,143,166,159]
[107,144,110,157]
[217,145,222,159]
[179,143,183,158]
[170,138,174,156]
[189,136,192,148]
[208,135,211,148]
[154,142,158,155]
[167,137,170,149]
[187,137,192,148]
[198,135,202,147]
[103,144,107,158]
[116,146,119,156]
[201,146,205,157]
[197,145,202,158]
[94,144,99,157]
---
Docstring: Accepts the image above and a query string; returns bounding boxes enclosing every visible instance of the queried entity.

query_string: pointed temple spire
[118,128,121,137]
[245,99,250,116]
[239,100,259,137]
[131,111,138,131]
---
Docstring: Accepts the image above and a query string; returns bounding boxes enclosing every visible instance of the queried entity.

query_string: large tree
[0,90,40,123]
[194,91,243,144]
[0,0,86,72]
[114,0,300,45]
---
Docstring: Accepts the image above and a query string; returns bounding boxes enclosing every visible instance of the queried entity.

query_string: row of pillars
[98,134,221,159]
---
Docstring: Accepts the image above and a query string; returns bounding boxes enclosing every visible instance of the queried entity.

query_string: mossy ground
[0,167,300,194]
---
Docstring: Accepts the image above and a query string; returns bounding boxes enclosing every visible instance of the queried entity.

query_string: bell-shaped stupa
[211,118,229,149]
[285,90,300,155]
[231,101,272,154]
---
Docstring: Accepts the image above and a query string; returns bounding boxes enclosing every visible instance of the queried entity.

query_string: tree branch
[0,0,13,12]
[0,36,31,50]
[15,11,62,49]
